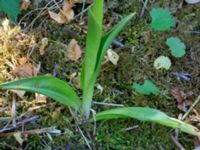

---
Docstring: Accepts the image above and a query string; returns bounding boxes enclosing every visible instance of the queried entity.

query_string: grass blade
[0,76,81,109]
[95,107,200,137]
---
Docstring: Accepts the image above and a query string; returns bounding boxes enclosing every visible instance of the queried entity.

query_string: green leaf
[166,37,186,58]
[95,13,135,74]
[80,1,104,117]
[94,107,200,137]
[132,80,160,95]
[0,0,20,21]
[0,76,81,109]
[150,8,175,31]
[154,55,171,70]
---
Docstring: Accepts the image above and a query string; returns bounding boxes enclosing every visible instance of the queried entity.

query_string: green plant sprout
[0,0,20,22]
[166,36,186,58]
[0,0,200,139]
[150,7,175,31]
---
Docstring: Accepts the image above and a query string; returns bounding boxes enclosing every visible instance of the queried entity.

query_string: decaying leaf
[12,63,37,78]
[48,0,74,24]
[21,0,31,11]
[65,39,82,61]
[154,56,171,70]
[106,49,119,65]
[14,132,24,145]
[35,93,47,104]
[171,87,193,112]
[69,72,81,88]
[11,90,25,98]
[39,37,48,55]
[19,57,28,65]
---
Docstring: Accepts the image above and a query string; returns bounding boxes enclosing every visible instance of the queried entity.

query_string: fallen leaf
[12,63,37,78]
[48,0,74,24]
[19,57,28,65]
[11,90,25,98]
[106,49,119,65]
[39,37,48,55]
[154,56,171,70]
[21,0,31,11]
[35,93,47,104]
[65,39,82,61]
[48,10,65,24]
[14,132,24,145]
[69,72,81,88]
[171,88,193,112]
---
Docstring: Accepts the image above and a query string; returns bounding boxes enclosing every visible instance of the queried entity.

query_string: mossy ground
[0,0,200,149]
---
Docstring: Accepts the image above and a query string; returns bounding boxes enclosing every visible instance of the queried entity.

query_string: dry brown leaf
[21,0,31,11]
[48,0,74,24]
[12,63,37,78]
[65,39,82,61]
[39,38,48,55]
[171,88,193,112]
[11,90,26,98]
[106,49,119,65]
[48,10,65,24]
[35,93,47,104]
[19,57,28,65]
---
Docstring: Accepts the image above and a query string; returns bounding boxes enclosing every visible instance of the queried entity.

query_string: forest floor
[0,0,200,149]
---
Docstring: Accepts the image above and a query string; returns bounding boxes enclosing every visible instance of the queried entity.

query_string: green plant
[0,0,20,21]
[132,80,160,95]
[150,7,175,31]
[166,37,186,58]
[0,0,200,140]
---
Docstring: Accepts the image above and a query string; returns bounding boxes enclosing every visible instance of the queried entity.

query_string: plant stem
[182,95,200,120]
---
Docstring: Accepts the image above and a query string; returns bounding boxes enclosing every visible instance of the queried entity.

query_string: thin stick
[182,95,200,120]
[140,0,149,17]
[122,125,139,131]
[80,0,86,22]
[93,101,124,107]
[171,136,185,150]
[0,127,60,137]
[68,108,93,150]
[0,116,39,133]
[74,4,92,20]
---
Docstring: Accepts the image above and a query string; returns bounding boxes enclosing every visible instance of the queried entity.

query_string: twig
[93,101,124,107]
[74,4,92,21]
[0,127,60,137]
[182,95,200,120]
[122,125,139,131]
[80,0,86,21]
[68,108,93,150]
[11,95,16,127]
[171,136,185,150]
[140,0,149,17]
[0,116,39,133]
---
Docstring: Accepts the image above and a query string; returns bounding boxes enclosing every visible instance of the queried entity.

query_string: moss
[1,0,199,149]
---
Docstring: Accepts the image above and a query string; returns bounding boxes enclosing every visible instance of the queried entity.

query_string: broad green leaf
[166,37,186,58]
[154,55,171,70]
[150,8,175,31]
[94,107,200,137]
[132,80,160,95]
[95,13,135,73]
[0,0,20,21]
[81,1,104,117]
[0,76,81,109]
